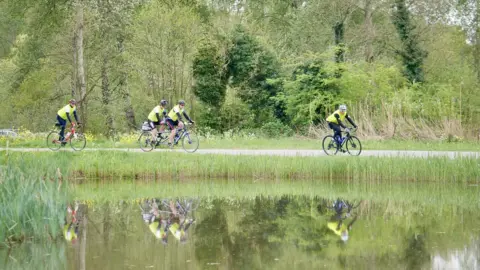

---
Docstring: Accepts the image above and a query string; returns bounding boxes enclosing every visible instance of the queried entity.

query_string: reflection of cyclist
[148,217,168,244]
[141,199,169,244]
[163,200,195,243]
[165,100,194,147]
[327,214,357,242]
[57,99,80,143]
[63,204,79,243]
[326,199,358,242]
[148,100,168,142]
[326,104,357,144]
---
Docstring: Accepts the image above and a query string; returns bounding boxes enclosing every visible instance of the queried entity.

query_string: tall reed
[0,157,68,245]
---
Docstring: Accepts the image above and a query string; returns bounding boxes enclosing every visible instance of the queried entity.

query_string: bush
[260,121,294,138]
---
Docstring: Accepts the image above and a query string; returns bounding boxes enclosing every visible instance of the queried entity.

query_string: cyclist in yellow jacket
[165,100,194,147]
[57,99,80,143]
[326,104,357,144]
[147,100,168,142]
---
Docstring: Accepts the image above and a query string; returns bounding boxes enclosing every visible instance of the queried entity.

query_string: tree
[391,0,428,83]
[192,41,228,107]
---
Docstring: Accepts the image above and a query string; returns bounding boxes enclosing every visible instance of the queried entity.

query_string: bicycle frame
[52,125,77,143]
[337,131,352,149]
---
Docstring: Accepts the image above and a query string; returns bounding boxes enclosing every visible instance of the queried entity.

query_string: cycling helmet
[178,100,185,105]
[160,99,168,106]
[69,99,77,105]
[339,104,347,112]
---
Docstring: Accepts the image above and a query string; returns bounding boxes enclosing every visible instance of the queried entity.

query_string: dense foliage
[0,0,478,139]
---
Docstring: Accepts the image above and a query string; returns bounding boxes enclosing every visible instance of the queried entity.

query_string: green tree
[391,0,428,83]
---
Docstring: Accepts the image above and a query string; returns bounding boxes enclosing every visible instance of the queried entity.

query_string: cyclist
[165,100,194,147]
[147,99,168,142]
[57,99,80,144]
[326,199,358,243]
[326,104,357,145]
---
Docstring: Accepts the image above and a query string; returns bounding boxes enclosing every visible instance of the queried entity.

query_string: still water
[1,194,480,270]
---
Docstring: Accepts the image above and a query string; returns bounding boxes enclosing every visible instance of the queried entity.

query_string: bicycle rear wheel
[138,131,154,152]
[46,130,62,151]
[322,135,338,155]
[346,136,362,156]
[182,131,199,153]
[70,133,87,151]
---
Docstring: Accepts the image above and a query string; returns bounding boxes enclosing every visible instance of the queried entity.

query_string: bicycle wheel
[346,136,362,156]
[322,135,338,156]
[70,133,87,151]
[46,130,62,151]
[138,131,154,152]
[182,131,199,153]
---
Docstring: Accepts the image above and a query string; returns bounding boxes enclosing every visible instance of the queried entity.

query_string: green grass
[2,133,480,151]
[1,151,479,183]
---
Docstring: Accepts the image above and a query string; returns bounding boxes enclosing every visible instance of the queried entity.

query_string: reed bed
[0,161,68,245]
[1,151,479,183]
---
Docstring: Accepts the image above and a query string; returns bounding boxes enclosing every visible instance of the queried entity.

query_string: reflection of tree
[404,227,430,270]
[230,196,282,270]
[194,199,231,269]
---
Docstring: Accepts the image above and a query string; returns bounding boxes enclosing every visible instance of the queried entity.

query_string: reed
[1,151,479,184]
[0,159,68,245]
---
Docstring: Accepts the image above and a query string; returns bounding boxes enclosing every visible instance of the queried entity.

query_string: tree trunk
[118,37,136,130]
[72,31,77,98]
[75,0,87,127]
[364,0,375,62]
[101,57,114,137]
[474,4,480,83]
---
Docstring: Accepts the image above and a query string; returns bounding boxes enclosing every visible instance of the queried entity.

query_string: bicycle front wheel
[346,136,362,156]
[138,131,154,152]
[322,135,338,156]
[70,133,87,151]
[46,130,62,151]
[182,131,199,153]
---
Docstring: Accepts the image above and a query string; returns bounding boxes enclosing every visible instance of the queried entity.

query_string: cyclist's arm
[182,112,193,123]
[335,114,347,128]
[73,111,79,123]
[175,112,183,122]
[347,216,358,230]
[155,112,161,122]
[65,112,73,124]
[346,115,357,128]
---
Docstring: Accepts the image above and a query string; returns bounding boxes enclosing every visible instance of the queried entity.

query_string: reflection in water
[140,198,197,244]
[326,199,360,242]
[2,195,480,270]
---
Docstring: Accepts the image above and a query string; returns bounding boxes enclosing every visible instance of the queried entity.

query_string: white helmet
[339,104,347,112]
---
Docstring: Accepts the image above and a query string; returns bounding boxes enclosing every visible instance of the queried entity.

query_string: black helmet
[160,100,168,106]
[178,100,185,105]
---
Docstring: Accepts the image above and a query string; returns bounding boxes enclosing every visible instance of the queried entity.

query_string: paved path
[1,147,479,159]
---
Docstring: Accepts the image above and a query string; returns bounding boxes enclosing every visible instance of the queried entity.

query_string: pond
[1,183,479,270]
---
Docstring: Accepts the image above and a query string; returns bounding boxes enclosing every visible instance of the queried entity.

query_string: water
[1,192,479,270]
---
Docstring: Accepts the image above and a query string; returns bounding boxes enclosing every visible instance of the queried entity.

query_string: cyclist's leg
[149,120,160,142]
[57,115,67,140]
[166,119,177,145]
[328,122,342,144]
[159,119,166,134]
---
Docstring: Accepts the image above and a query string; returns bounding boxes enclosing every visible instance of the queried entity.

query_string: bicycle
[322,127,362,156]
[46,123,87,151]
[138,122,199,153]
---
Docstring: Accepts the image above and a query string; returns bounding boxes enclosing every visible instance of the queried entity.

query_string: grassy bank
[1,151,479,183]
[1,132,480,151]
